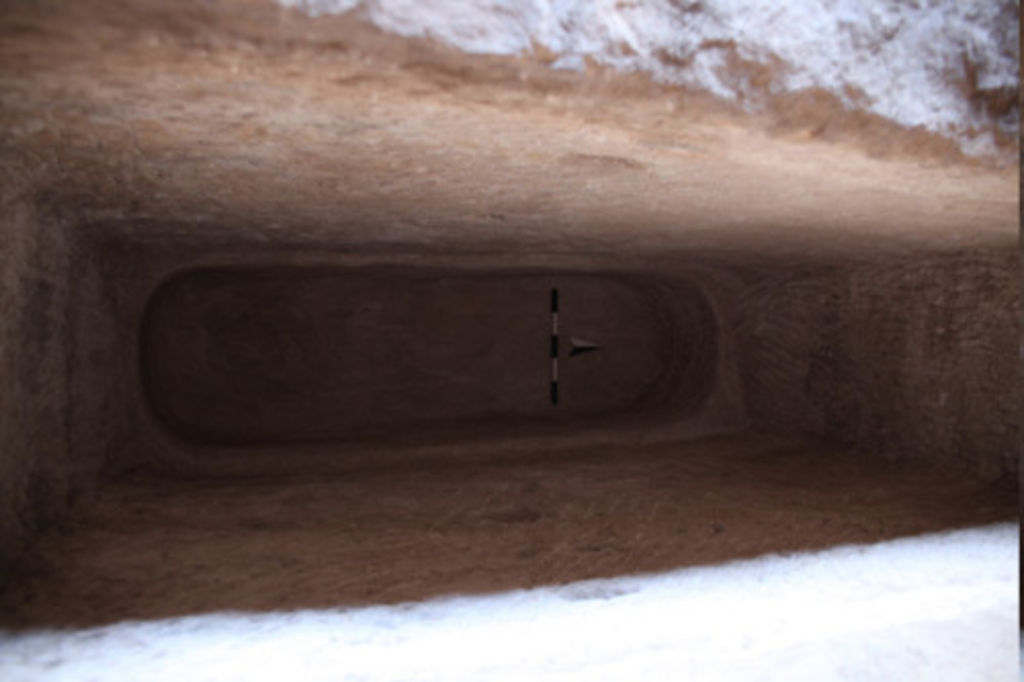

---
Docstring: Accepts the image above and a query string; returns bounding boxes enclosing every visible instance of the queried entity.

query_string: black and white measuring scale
[550,287,602,405]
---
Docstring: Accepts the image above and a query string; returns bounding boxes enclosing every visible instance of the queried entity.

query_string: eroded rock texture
[737,250,1019,476]
[0,0,1018,578]
[0,199,73,568]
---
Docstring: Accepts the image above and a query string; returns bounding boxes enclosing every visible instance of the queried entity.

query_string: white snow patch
[279,0,1019,156]
[1,523,1017,681]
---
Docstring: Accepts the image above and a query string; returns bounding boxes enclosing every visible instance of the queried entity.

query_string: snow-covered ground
[1,523,1017,681]
[280,0,1019,157]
